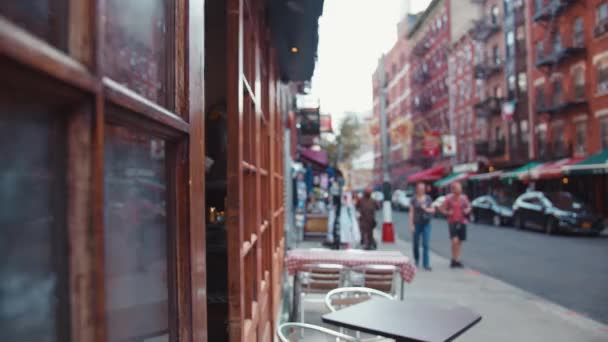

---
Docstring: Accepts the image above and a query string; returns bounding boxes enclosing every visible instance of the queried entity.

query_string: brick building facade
[451,32,480,164]
[408,0,451,168]
[528,0,608,159]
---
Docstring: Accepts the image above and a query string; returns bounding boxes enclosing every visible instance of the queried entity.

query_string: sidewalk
[287,230,608,342]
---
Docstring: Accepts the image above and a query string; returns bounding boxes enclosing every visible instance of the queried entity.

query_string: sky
[311,0,432,125]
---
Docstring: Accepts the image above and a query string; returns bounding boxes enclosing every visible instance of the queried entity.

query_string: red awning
[522,157,583,180]
[300,148,328,167]
[406,165,447,183]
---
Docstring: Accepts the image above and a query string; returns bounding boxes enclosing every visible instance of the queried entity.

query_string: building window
[0,111,69,342]
[506,31,515,57]
[574,17,584,47]
[511,122,518,148]
[537,126,547,156]
[518,72,528,93]
[521,120,529,143]
[536,41,544,59]
[492,45,500,65]
[552,121,566,155]
[491,5,500,25]
[508,75,517,98]
[598,3,608,23]
[573,67,585,100]
[601,117,608,149]
[535,0,544,14]
[552,77,563,105]
[575,121,587,155]
[536,85,545,109]
[476,80,483,98]
[104,124,172,342]
[552,31,562,52]
[597,57,608,94]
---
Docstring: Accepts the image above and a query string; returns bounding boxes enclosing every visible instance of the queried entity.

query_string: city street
[389,211,608,324]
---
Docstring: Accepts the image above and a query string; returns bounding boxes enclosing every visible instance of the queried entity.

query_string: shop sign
[453,162,479,174]
[441,134,457,157]
[423,131,441,157]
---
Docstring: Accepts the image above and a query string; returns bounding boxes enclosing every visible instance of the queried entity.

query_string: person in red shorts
[440,182,472,268]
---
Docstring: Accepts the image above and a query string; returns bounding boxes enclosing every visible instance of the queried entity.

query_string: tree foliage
[321,113,362,165]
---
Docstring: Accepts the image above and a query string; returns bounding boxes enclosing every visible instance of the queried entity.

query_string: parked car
[432,195,446,217]
[371,191,384,204]
[512,191,604,235]
[470,195,515,226]
[391,190,412,211]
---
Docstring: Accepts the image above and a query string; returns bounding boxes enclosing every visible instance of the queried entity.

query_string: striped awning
[433,172,475,188]
[521,157,583,181]
[564,149,608,175]
[469,171,503,182]
[500,162,542,180]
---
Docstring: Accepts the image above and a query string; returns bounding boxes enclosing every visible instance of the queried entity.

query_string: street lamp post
[378,55,394,243]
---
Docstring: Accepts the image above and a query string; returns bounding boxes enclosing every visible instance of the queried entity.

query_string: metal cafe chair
[325,287,394,342]
[277,322,362,342]
[299,263,348,324]
[350,265,398,297]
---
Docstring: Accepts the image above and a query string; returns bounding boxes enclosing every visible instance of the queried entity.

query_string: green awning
[564,149,608,175]
[434,173,465,188]
[500,162,542,180]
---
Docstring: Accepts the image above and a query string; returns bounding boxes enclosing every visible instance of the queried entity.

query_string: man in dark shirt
[357,188,379,250]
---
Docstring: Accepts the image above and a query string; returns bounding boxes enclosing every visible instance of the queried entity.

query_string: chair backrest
[300,263,346,293]
[325,287,393,312]
[351,264,397,295]
[277,322,360,342]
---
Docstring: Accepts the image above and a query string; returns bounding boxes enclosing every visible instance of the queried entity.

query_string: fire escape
[534,0,587,116]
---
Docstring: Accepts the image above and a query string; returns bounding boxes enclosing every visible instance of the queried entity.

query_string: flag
[502,100,516,121]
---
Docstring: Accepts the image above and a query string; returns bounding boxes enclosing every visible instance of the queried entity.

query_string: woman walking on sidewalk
[409,182,435,270]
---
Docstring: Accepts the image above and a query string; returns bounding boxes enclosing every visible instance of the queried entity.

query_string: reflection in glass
[0,111,66,342]
[0,0,68,50]
[104,124,169,342]
[104,0,172,107]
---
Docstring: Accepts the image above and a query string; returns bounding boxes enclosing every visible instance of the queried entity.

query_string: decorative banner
[442,134,457,157]
[320,114,333,133]
[423,131,441,157]
[502,100,516,121]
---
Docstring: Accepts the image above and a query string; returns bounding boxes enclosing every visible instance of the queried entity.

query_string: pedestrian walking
[440,182,472,268]
[356,187,379,250]
[327,191,360,249]
[409,182,435,270]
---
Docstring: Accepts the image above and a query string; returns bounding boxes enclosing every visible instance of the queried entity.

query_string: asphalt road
[389,210,608,324]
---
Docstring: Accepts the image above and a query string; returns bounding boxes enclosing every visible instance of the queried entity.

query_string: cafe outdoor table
[285,248,416,321]
[322,298,482,342]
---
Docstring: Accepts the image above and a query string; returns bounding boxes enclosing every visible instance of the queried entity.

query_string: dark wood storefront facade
[0,0,320,341]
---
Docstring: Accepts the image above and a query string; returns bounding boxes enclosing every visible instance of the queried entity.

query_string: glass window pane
[0,110,67,342]
[104,1,173,107]
[0,0,68,50]
[103,124,170,342]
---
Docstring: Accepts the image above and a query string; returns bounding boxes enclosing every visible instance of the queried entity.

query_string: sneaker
[450,260,457,268]
[455,261,464,268]
[424,266,432,271]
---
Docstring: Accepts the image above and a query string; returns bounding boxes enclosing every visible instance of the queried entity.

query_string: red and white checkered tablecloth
[285,249,416,283]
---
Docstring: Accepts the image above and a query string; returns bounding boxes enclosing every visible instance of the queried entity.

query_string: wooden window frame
[0,0,206,340]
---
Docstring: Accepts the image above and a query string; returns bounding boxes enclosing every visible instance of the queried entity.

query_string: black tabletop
[322,299,481,342]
